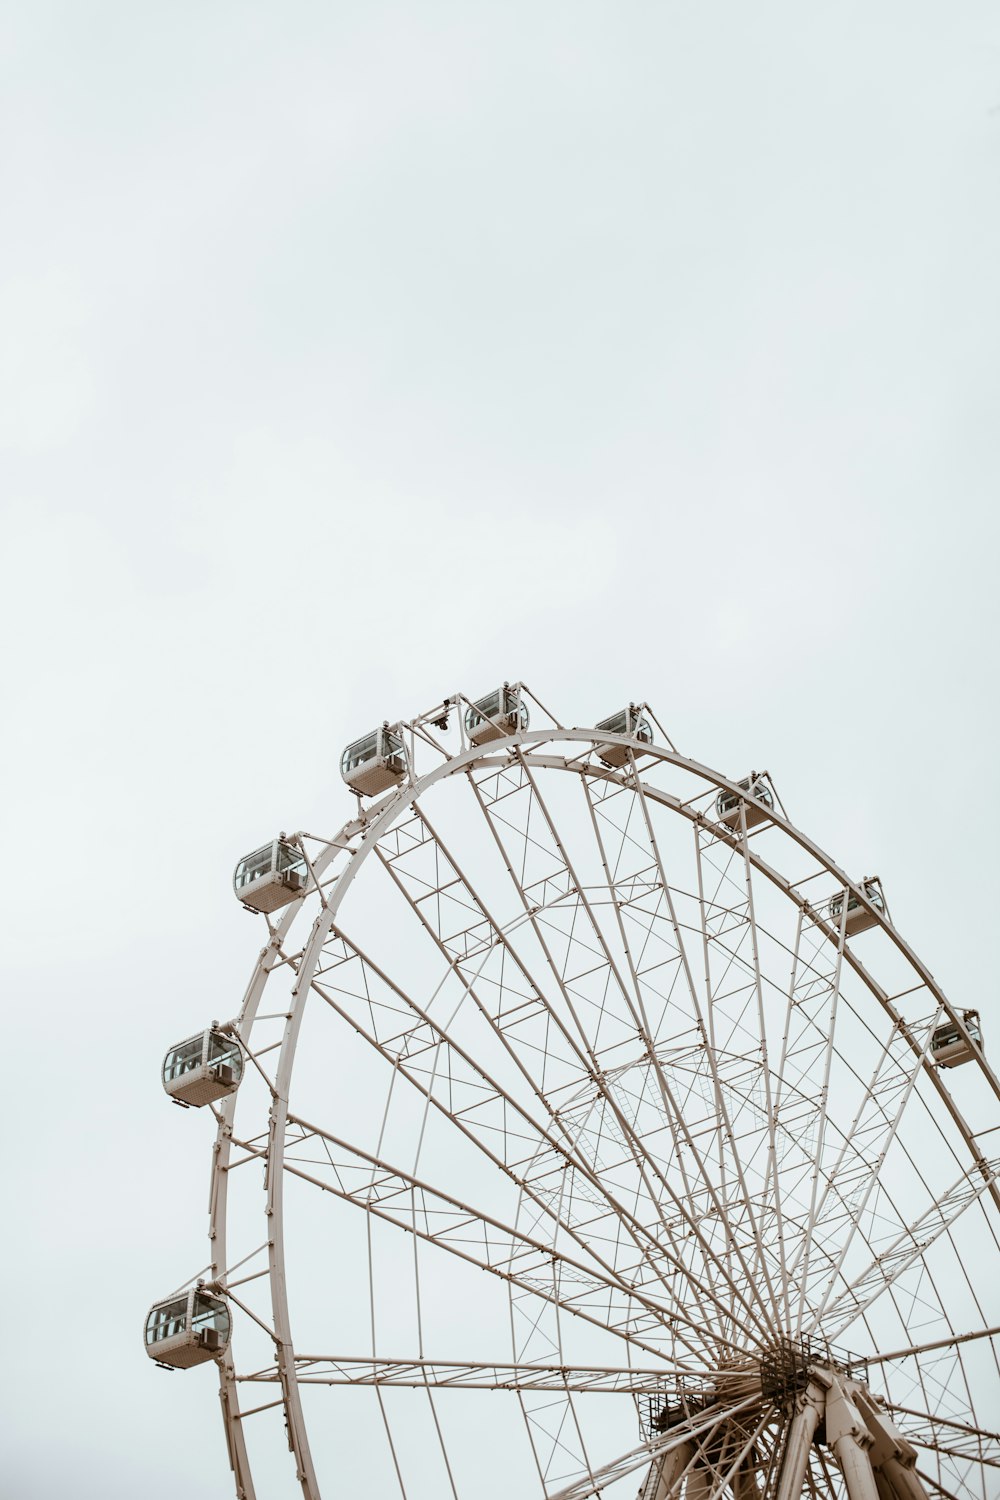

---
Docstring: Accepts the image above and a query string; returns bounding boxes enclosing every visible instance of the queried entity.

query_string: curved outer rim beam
[209,725,999,1500]
[211,929,292,1500]
[818,1156,999,1342]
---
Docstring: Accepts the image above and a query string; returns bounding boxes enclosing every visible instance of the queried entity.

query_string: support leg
[832,1433,880,1500]
[647,1442,694,1500]
[874,1472,896,1500]
[853,1391,930,1500]
[822,1375,879,1500]
[686,1460,714,1500]
[880,1458,932,1500]
[732,1461,763,1499]
[776,1384,825,1500]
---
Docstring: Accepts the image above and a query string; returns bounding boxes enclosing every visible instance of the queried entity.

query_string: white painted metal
[818,1373,879,1500]
[233,837,306,912]
[647,1442,694,1499]
[162,1027,243,1107]
[827,876,886,937]
[464,681,529,744]
[931,1010,983,1068]
[144,1288,231,1369]
[339,724,408,796]
[153,690,1000,1500]
[593,703,653,767]
[715,772,774,832]
[855,1392,930,1500]
[775,1386,824,1500]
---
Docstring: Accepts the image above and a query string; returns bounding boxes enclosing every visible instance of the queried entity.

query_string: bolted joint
[854,1391,919,1470]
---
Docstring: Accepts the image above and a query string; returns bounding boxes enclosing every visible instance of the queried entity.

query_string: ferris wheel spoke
[797,1013,939,1330]
[762,901,857,1330]
[309,925,758,1362]
[869,1325,1000,1367]
[520,1387,597,1495]
[578,768,789,1340]
[880,1403,1000,1468]
[371,792,771,1353]
[808,1445,844,1495]
[810,1156,1000,1342]
[237,1355,713,1395]
[690,823,789,1328]
[373,797,710,1322]
[587,769,789,1336]
[638,1428,765,1500]
[507,1239,604,1490]
[469,756,649,1064]
[541,1396,763,1500]
[768,957,995,1351]
[913,1468,964,1500]
[279,1111,713,1362]
[728,817,792,1324]
[505,1225,603,1491]
[466,763,775,1347]
[691,1408,777,1500]
[692,834,797,1328]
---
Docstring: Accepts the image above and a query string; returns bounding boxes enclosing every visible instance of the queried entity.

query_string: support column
[854,1393,930,1500]
[650,1443,694,1500]
[775,1381,826,1500]
[880,1459,931,1500]
[732,1461,763,1499]
[685,1460,713,1500]
[820,1374,879,1500]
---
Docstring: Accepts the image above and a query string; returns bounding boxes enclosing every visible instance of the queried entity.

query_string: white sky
[2,4,999,1495]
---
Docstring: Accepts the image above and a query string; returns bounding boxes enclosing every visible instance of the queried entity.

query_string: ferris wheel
[146,685,1000,1500]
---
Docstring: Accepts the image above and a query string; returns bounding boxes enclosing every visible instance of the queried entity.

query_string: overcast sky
[2,3,999,1495]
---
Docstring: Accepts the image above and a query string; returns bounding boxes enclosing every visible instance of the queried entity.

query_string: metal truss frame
[176,689,999,1499]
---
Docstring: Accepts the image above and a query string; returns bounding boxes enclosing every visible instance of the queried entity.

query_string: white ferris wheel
[147,684,1000,1500]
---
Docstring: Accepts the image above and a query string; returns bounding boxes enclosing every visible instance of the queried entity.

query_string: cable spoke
[467,760,774,1346]
[812,1156,1000,1340]
[883,1404,1000,1467]
[589,770,789,1335]
[312,901,763,1362]
[373,800,742,1349]
[542,1397,763,1500]
[278,1111,710,1361]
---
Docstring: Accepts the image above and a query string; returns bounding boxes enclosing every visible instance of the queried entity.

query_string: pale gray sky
[2,4,999,1495]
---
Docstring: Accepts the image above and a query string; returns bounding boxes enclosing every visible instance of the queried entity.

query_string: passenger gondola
[716,773,774,832]
[162,1028,243,1107]
[827,877,886,937]
[465,684,529,746]
[593,705,653,768]
[144,1288,231,1368]
[340,725,408,796]
[233,838,307,913]
[931,1011,983,1069]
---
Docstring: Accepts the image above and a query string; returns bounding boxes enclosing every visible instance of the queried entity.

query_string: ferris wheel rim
[232,726,998,1117]
[207,722,999,1500]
